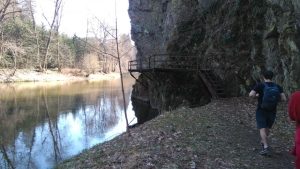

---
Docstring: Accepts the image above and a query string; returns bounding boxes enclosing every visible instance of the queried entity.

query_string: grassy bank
[55,96,295,169]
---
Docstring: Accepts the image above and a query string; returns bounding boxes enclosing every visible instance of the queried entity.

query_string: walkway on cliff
[56,96,295,169]
[128,53,226,99]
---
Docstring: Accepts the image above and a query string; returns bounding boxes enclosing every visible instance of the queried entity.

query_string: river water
[0,73,157,169]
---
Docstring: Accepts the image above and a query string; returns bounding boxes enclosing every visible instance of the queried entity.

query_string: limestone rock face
[131,72,211,110]
[128,0,300,109]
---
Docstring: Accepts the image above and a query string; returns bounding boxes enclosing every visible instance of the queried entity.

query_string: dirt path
[208,105,293,168]
[55,96,295,169]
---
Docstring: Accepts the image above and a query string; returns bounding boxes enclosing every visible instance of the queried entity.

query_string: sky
[35,0,131,37]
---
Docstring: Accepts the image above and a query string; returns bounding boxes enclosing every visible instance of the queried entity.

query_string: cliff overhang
[128,0,300,110]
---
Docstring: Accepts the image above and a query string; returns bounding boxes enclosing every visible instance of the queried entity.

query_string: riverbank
[55,96,295,169]
[0,69,120,83]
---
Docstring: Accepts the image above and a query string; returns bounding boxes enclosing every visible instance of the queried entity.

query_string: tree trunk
[0,26,4,68]
[114,0,129,132]
[29,0,42,70]
[82,19,89,72]
[56,6,63,72]
[42,0,62,72]
[56,32,60,71]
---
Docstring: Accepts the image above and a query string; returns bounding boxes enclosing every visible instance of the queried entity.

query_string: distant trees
[73,17,136,74]
[0,0,136,74]
[0,0,22,74]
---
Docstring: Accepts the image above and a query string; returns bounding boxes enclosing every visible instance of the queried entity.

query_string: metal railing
[128,53,203,71]
[128,53,222,98]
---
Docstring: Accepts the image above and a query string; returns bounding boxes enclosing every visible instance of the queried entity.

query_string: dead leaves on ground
[57,96,294,169]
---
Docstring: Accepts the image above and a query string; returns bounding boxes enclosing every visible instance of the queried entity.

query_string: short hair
[263,70,273,80]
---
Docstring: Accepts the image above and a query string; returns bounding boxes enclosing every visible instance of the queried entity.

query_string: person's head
[263,70,273,80]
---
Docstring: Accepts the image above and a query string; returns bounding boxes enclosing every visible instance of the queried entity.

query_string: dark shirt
[252,82,283,109]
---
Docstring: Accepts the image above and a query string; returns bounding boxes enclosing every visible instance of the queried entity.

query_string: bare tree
[82,19,89,72]
[0,0,12,24]
[83,53,100,74]
[89,18,113,73]
[0,25,3,67]
[76,1,135,131]
[118,34,136,71]
[0,0,21,25]
[27,0,42,70]
[113,0,130,132]
[0,0,21,70]
[2,41,25,75]
[0,0,45,80]
[55,1,64,72]
[41,0,63,72]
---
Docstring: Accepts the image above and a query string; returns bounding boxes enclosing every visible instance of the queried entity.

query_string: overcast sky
[35,0,131,37]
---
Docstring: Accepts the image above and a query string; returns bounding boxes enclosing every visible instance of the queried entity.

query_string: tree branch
[73,35,118,59]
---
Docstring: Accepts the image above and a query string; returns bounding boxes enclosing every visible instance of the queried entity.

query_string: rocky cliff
[128,0,300,110]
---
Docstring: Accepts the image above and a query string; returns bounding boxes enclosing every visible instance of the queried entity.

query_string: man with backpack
[249,70,287,155]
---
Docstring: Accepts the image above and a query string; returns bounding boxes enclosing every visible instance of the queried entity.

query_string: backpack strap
[263,82,278,88]
[262,82,268,88]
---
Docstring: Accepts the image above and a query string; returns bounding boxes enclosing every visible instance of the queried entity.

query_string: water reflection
[0,74,138,169]
[130,99,159,128]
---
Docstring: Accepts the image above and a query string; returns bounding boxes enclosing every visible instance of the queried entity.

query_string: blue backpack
[261,82,281,111]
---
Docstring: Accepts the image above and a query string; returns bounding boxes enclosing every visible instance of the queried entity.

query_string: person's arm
[280,93,287,102]
[249,90,258,98]
[250,83,261,99]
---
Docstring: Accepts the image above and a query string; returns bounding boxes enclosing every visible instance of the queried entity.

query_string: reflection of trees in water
[43,92,62,163]
[0,142,14,169]
[0,77,135,169]
[0,101,39,169]
[80,83,133,136]
[82,90,120,135]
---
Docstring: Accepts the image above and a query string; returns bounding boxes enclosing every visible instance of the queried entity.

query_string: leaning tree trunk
[114,0,129,132]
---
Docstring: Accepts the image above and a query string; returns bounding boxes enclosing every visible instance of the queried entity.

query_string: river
[0,73,158,169]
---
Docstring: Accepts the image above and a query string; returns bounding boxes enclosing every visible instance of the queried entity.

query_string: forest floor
[55,96,296,169]
[0,69,120,83]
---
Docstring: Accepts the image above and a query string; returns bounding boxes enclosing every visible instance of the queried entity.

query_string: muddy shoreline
[0,69,120,83]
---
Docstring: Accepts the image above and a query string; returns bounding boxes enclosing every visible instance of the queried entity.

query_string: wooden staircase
[198,69,226,99]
